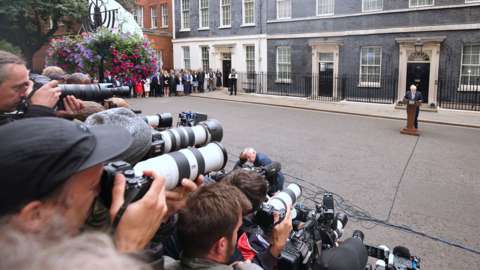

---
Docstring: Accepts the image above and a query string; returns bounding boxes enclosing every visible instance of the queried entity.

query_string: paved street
[129,96,480,270]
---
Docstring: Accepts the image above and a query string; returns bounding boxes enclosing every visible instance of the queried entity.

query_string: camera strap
[111,195,136,230]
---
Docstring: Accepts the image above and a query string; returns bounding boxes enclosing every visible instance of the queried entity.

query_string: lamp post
[414,38,423,53]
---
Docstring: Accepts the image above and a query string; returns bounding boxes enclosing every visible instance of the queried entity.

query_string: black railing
[233,72,480,111]
[438,78,480,111]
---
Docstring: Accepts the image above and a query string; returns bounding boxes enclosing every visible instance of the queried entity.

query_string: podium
[400,100,420,136]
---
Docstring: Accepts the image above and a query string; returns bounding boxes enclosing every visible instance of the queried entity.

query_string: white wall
[172,35,268,73]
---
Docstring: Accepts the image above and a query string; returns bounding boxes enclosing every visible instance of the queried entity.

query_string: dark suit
[150,74,162,97]
[404,91,423,128]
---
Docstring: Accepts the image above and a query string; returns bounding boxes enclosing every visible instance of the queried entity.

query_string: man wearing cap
[0,117,168,254]
[0,50,83,126]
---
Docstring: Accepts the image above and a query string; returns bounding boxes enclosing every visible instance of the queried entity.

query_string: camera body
[240,161,281,195]
[178,111,208,127]
[100,161,153,207]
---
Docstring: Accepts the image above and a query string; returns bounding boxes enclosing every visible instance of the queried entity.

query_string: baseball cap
[0,117,133,216]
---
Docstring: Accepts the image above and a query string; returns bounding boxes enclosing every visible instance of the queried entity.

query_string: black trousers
[229,79,237,95]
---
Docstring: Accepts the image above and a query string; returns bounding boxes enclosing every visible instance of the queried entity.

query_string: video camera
[240,161,282,194]
[145,119,223,159]
[178,111,208,127]
[30,74,130,102]
[100,142,228,206]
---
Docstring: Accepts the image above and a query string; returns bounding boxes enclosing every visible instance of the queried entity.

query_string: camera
[253,183,302,231]
[100,161,153,207]
[100,142,228,205]
[240,161,282,195]
[134,142,228,190]
[144,119,223,159]
[143,113,173,130]
[30,74,130,101]
[178,111,208,127]
[363,242,421,270]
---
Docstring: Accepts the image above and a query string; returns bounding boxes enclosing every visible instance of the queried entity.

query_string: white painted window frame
[276,46,292,83]
[409,0,434,8]
[465,0,480,3]
[362,0,383,12]
[151,6,158,29]
[134,6,144,28]
[358,46,382,88]
[219,0,232,28]
[183,46,191,70]
[201,46,210,71]
[161,4,168,28]
[198,0,209,30]
[276,0,291,20]
[242,0,255,26]
[245,45,256,74]
[316,0,335,17]
[180,0,190,31]
[459,44,480,91]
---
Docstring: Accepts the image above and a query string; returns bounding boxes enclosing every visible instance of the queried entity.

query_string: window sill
[457,85,480,92]
[241,23,256,27]
[276,17,291,20]
[275,79,292,84]
[362,9,383,13]
[409,4,434,8]
[316,13,334,17]
[218,25,232,29]
[179,28,191,32]
[198,27,210,31]
[358,82,381,88]
[161,25,169,29]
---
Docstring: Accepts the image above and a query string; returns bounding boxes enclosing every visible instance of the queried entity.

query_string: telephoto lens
[58,84,130,101]
[254,183,302,230]
[143,112,173,129]
[157,119,223,154]
[133,142,228,190]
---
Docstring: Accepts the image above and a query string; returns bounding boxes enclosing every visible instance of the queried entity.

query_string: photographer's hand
[56,95,85,119]
[164,175,204,220]
[30,80,61,108]
[110,171,168,253]
[269,206,293,257]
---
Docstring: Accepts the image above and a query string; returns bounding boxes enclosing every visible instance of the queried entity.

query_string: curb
[190,94,480,129]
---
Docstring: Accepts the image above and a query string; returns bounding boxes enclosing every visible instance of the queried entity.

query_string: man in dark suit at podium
[404,84,423,129]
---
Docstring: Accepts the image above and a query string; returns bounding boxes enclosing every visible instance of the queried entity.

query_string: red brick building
[134,0,173,70]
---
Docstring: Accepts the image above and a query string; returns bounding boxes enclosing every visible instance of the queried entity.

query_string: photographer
[0,51,83,126]
[164,183,261,270]
[234,148,285,195]
[225,170,293,270]
[0,117,168,258]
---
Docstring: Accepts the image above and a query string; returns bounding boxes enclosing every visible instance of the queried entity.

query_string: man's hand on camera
[110,171,168,253]
[164,175,204,220]
[29,80,61,108]
[56,95,85,119]
[269,206,293,257]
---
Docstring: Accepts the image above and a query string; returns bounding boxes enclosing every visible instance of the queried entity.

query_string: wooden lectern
[400,100,420,136]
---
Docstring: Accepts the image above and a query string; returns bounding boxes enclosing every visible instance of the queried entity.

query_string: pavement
[190,88,480,129]
[128,97,480,270]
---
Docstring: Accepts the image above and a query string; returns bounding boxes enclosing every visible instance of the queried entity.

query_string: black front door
[406,63,430,103]
[319,62,334,96]
[222,60,231,88]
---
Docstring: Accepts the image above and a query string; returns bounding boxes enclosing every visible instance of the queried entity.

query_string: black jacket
[0,105,56,126]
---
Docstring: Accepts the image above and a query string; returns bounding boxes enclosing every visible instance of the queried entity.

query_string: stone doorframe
[212,44,235,72]
[396,36,445,105]
[309,40,342,99]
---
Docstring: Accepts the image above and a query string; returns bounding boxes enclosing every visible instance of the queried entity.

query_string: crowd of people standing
[133,69,225,98]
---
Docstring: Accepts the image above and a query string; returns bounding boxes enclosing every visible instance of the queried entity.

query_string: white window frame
[316,0,335,16]
[219,0,232,28]
[359,47,382,88]
[459,44,480,91]
[362,0,383,12]
[199,0,209,29]
[134,6,144,28]
[276,46,292,83]
[157,50,163,69]
[245,45,256,75]
[150,6,158,29]
[161,4,168,28]
[201,46,210,71]
[466,0,480,3]
[276,0,291,19]
[409,0,434,8]
[183,46,191,70]
[180,0,190,31]
[242,0,255,26]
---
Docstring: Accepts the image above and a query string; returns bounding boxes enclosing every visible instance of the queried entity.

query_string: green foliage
[0,40,22,55]
[0,0,89,65]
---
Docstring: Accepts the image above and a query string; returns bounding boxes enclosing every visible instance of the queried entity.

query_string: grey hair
[0,50,25,85]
